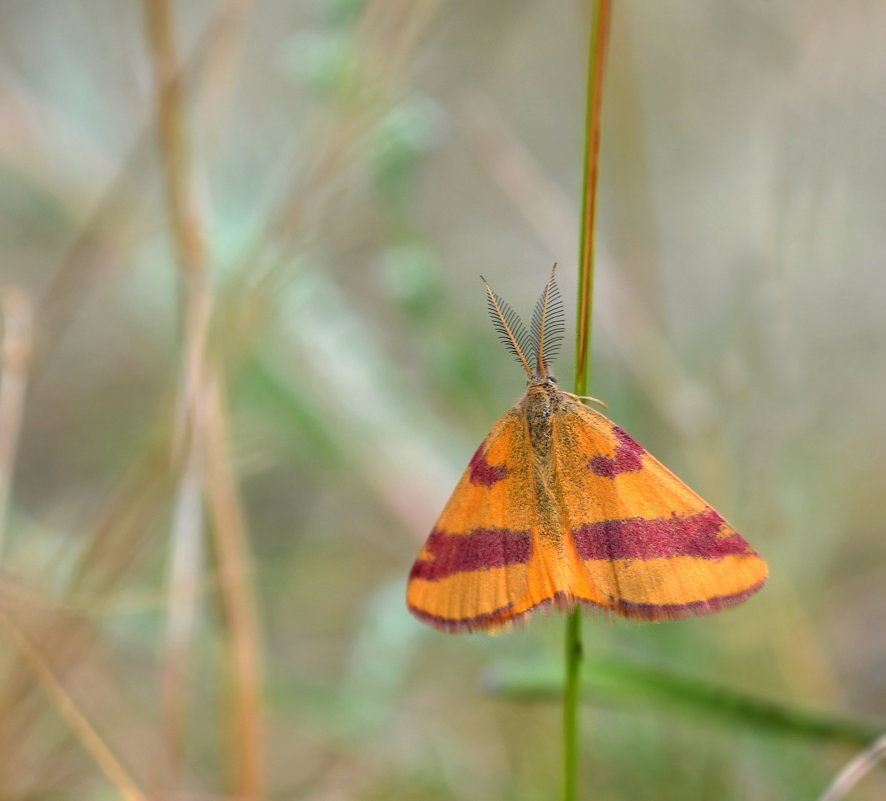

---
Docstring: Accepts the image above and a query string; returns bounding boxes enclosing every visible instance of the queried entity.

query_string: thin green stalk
[574,0,611,399]
[565,2,612,800]
[563,608,583,801]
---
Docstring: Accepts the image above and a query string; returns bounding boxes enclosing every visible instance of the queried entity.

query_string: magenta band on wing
[407,590,575,633]
[573,507,754,561]
[409,527,532,581]
[409,578,769,632]
[587,427,645,477]
[610,578,768,620]
[468,444,510,486]
[407,602,515,633]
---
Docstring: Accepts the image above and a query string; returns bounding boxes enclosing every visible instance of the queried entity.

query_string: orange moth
[407,267,767,633]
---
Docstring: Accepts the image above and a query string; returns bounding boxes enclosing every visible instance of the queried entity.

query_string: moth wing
[407,405,539,632]
[551,398,768,620]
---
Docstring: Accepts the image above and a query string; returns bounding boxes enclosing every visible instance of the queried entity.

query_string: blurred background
[0,1,885,799]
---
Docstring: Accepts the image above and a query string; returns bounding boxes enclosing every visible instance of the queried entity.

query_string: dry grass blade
[819,734,886,801]
[0,610,147,801]
[142,0,212,785]
[205,369,264,798]
[0,287,32,559]
[142,2,265,796]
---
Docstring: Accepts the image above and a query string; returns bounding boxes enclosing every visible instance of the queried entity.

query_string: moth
[407,267,767,633]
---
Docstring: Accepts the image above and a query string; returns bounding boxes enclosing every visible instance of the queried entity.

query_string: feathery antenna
[530,264,565,375]
[481,277,534,379]
[482,266,565,380]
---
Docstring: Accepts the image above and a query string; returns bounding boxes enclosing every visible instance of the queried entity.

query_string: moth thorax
[524,382,557,457]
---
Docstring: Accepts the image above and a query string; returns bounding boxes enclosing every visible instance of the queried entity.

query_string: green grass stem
[565,2,612,799]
